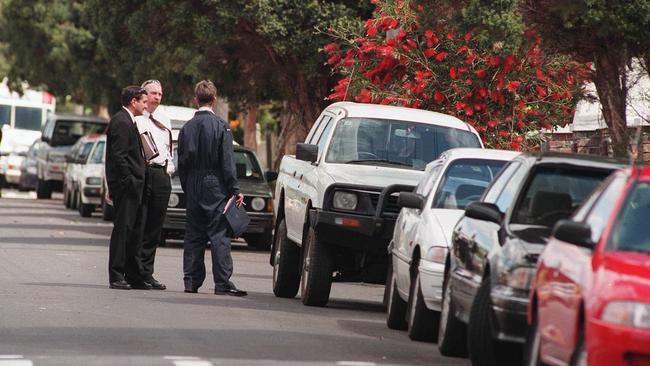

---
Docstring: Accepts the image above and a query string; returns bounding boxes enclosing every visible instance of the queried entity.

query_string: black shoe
[214,286,247,297]
[145,278,166,290]
[184,286,199,293]
[109,280,131,290]
[128,280,152,290]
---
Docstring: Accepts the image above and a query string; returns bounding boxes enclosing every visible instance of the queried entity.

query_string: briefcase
[139,131,159,161]
[223,196,250,238]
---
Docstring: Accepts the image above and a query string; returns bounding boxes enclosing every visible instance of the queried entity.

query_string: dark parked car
[36,113,108,198]
[437,153,624,366]
[161,144,277,250]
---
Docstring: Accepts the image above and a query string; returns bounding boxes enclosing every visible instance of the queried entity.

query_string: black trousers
[108,180,144,283]
[139,165,171,280]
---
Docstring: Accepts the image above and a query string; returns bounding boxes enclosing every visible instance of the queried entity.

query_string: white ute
[270,102,483,307]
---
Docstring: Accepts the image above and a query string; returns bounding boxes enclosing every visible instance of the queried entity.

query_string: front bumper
[5,168,21,184]
[313,208,396,253]
[587,318,650,366]
[162,207,273,236]
[419,259,445,312]
[82,185,102,204]
[490,285,529,343]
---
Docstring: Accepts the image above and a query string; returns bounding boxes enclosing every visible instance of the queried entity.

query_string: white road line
[164,356,213,366]
[0,356,32,366]
[0,357,22,360]
[337,362,377,366]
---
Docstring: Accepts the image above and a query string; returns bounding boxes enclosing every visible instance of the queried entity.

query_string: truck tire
[382,259,393,309]
[438,272,468,357]
[71,188,79,209]
[36,179,51,199]
[386,271,408,330]
[272,218,301,298]
[245,231,273,251]
[407,271,440,342]
[300,226,332,307]
[468,279,521,366]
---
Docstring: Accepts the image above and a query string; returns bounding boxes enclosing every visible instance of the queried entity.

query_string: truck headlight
[333,191,358,210]
[168,193,180,208]
[602,301,650,329]
[86,177,102,185]
[251,197,266,211]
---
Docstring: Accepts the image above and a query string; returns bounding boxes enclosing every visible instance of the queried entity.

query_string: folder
[223,195,250,238]
[139,131,159,161]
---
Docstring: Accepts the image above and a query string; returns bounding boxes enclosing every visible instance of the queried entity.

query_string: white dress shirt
[135,109,175,175]
[123,106,136,123]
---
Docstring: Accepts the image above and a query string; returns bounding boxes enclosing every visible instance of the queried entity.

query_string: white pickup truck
[270,102,482,307]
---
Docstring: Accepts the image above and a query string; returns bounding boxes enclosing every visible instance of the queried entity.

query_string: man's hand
[235,193,245,208]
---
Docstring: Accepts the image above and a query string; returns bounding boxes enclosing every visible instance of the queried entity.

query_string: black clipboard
[223,195,250,238]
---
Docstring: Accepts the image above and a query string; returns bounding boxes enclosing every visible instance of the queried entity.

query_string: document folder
[139,131,159,161]
[223,195,250,238]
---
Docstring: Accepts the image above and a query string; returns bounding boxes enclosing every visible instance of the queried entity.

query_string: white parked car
[385,148,519,341]
[62,134,105,217]
[63,134,101,209]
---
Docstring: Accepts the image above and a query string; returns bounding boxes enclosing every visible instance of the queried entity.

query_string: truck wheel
[407,271,440,342]
[71,188,79,209]
[36,179,51,199]
[386,271,407,330]
[102,198,114,221]
[468,279,521,366]
[300,226,332,307]
[438,272,468,357]
[382,259,393,309]
[272,218,301,298]
[245,231,273,251]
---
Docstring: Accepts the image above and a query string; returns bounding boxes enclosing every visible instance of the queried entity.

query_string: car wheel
[102,198,114,221]
[71,188,79,210]
[570,327,587,366]
[36,179,51,199]
[244,231,273,251]
[524,310,542,366]
[386,270,408,330]
[382,259,393,309]
[407,271,440,342]
[437,271,468,357]
[300,226,332,307]
[468,278,522,366]
[79,201,94,217]
[272,218,301,298]
[63,183,70,208]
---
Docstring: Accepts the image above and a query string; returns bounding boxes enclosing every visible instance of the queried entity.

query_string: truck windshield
[50,120,106,147]
[15,107,43,131]
[325,117,481,170]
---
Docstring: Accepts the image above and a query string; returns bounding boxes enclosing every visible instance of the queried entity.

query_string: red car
[526,165,650,366]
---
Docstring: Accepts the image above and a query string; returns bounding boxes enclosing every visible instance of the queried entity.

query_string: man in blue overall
[177,80,247,296]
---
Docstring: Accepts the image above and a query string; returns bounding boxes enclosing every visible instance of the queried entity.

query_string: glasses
[141,79,161,88]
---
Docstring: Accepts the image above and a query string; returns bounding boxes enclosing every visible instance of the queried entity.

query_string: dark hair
[121,86,146,107]
[194,80,217,105]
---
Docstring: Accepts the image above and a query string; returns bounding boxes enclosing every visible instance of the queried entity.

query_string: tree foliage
[326,0,590,150]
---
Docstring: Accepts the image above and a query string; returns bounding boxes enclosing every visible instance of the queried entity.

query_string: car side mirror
[264,171,278,182]
[465,202,503,224]
[296,143,318,163]
[398,192,424,210]
[552,220,594,249]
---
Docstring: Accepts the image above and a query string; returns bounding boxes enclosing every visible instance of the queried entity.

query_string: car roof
[326,102,477,134]
[155,105,196,121]
[51,113,108,123]
[516,152,627,170]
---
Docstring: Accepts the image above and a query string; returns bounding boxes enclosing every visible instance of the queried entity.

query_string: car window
[307,114,331,144]
[15,107,42,131]
[234,150,264,181]
[583,174,627,243]
[483,161,521,204]
[511,166,612,227]
[416,162,443,196]
[606,181,650,253]
[316,116,334,160]
[77,141,95,163]
[325,117,481,170]
[50,120,106,147]
[433,159,507,209]
[89,141,105,164]
[0,104,10,128]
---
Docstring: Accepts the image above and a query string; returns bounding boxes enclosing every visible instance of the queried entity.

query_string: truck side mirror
[296,143,318,163]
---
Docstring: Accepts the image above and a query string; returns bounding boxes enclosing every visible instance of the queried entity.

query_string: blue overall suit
[177,110,240,292]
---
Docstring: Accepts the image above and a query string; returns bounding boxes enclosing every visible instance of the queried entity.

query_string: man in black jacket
[105,86,150,290]
[178,80,246,296]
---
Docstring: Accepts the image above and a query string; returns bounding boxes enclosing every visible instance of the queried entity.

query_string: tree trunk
[244,105,257,150]
[592,44,629,158]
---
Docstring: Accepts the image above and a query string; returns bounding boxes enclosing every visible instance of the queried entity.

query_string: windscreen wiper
[344,159,412,167]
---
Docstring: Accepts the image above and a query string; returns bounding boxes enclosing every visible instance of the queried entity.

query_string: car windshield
[433,159,507,209]
[325,117,481,170]
[89,141,105,164]
[512,166,612,227]
[15,107,42,131]
[51,120,106,147]
[78,141,95,163]
[607,182,650,253]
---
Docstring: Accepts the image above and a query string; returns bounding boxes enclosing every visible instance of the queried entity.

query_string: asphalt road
[0,189,470,366]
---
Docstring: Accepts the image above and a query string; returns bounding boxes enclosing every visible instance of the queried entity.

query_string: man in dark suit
[178,80,246,296]
[106,86,150,290]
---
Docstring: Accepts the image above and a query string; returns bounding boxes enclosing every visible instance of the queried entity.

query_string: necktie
[149,114,173,155]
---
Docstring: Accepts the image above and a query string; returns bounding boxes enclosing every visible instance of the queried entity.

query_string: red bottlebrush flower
[464,32,472,41]
[323,42,338,54]
[536,85,547,98]
[475,69,487,79]
[488,120,496,129]
[434,91,446,104]
[465,79,473,86]
[446,32,454,40]
[517,121,525,128]
[458,45,468,54]
[424,49,436,58]
[585,62,593,69]
[327,54,341,65]
[474,104,482,111]
[496,74,505,89]
[503,55,516,73]
[380,98,391,105]
[390,19,398,28]
[499,130,510,138]
[507,80,521,93]
[541,121,553,130]
[405,39,417,49]
[510,141,521,151]
[536,68,545,81]
[424,30,434,39]
[427,37,439,47]
[435,52,448,61]
[367,26,377,37]
[355,89,372,103]
[449,67,458,79]
[488,56,501,68]
[465,54,475,65]
[477,87,488,98]
[455,102,466,110]
[382,73,393,84]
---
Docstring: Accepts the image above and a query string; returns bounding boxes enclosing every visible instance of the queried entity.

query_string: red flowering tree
[324,0,591,150]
